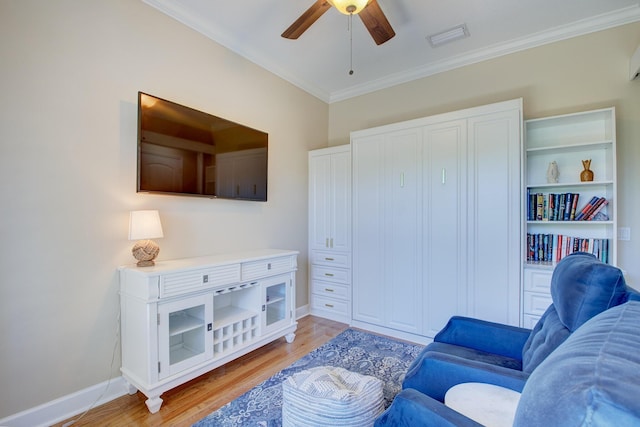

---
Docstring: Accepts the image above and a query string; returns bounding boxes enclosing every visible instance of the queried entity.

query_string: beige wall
[329,22,640,287]
[2,0,639,419]
[0,0,327,417]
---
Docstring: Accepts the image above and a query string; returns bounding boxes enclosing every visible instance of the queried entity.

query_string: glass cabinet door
[158,293,213,379]
[262,274,291,334]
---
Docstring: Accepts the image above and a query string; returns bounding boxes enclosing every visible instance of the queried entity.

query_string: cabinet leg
[145,395,163,413]
[285,332,296,343]
[122,379,137,395]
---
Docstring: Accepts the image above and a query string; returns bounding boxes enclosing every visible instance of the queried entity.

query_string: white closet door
[352,135,386,325]
[309,154,332,251]
[330,150,352,253]
[422,119,468,337]
[466,109,521,326]
[384,130,422,334]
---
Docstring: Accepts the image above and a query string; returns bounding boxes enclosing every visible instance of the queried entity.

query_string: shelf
[213,306,258,329]
[266,296,285,306]
[526,180,613,190]
[526,140,613,155]
[527,220,613,225]
[169,312,204,337]
[524,263,554,270]
[170,344,201,365]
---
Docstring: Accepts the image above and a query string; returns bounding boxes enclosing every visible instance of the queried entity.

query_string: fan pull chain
[349,12,354,75]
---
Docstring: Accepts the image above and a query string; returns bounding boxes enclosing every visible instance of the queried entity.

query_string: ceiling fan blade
[359,0,395,45]
[282,0,332,39]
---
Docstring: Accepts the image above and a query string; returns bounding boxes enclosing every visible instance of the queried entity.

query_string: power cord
[62,308,121,427]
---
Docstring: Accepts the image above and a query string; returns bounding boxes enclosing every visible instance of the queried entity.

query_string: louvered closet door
[422,119,468,337]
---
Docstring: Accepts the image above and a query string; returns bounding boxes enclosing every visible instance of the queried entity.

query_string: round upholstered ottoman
[282,366,384,427]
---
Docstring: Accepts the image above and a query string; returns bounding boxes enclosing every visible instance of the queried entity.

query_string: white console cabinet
[119,249,298,413]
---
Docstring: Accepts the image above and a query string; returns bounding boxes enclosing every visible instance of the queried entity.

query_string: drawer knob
[325,273,334,277]
[325,257,334,261]
[325,288,334,292]
[325,303,334,308]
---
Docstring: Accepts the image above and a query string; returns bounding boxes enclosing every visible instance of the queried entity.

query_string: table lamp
[128,210,164,267]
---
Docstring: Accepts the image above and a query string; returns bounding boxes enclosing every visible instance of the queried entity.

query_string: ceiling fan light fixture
[328,0,371,15]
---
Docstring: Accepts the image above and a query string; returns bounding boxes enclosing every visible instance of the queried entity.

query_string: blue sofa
[400,253,639,402]
[375,300,640,426]
[375,253,640,425]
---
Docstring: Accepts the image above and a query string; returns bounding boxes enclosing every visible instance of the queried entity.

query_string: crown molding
[143,1,640,104]
[329,4,640,102]
[142,0,332,102]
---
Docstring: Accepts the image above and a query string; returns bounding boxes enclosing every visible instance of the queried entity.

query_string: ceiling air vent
[428,24,470,47]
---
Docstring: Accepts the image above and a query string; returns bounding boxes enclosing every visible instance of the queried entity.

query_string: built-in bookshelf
[522,107,617,326]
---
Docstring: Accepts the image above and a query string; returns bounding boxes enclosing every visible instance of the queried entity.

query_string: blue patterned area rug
[192,328,424,427]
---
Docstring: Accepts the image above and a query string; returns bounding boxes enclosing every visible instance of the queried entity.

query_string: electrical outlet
[618,227,631,241]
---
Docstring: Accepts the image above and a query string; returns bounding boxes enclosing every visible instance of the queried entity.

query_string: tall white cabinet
[522,107,617,327]
[351,99,522,341]
[308,145,352,323]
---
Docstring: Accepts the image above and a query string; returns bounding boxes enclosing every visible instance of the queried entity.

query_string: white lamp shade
[328,0,370,15]
[128,210,164,241]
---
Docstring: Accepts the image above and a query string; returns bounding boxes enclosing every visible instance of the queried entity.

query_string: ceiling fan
[281,0,395,46]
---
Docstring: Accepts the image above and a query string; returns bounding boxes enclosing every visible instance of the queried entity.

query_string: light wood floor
[54,315,348,427]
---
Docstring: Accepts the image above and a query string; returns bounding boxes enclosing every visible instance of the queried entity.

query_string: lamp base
[132,239,160,267]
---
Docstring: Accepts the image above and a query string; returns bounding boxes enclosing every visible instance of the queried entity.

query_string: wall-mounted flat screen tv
[137,92,268,201]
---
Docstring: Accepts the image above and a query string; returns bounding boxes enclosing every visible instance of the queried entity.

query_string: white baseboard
[0,304,310,427]
[350,320,433,346]
[0,376,130,427]
[296,304,310,319]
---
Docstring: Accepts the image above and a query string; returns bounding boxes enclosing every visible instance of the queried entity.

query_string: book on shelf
[527,193,607,221]
[557,194,566,221]
[526,233,609,265]
[585,198,609,221]
[574,196,600,221]
[570,193,579,220]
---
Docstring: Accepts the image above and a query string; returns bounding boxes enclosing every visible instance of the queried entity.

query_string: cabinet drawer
[311,295,349,316]
[311,265,350,284]
[161,264,241,298]
[524,268,553,293]
[311,280,350,300]
[311,251,350,268]
[523,291,552,316]
[241,256,295,281]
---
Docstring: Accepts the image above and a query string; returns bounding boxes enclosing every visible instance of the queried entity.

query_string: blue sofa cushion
[550,252,628,331]
[426,342,522,371]
[522,252,629,373]
[514,301,640,426]
[374,388,484,427]
[521,306,570,374]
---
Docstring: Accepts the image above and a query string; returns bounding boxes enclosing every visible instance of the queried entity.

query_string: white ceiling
[143,0,640,103]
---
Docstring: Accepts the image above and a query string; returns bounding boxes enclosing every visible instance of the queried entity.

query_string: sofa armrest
[403,351,529,401]
[374,388,483,427]
[435,316,532,359]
